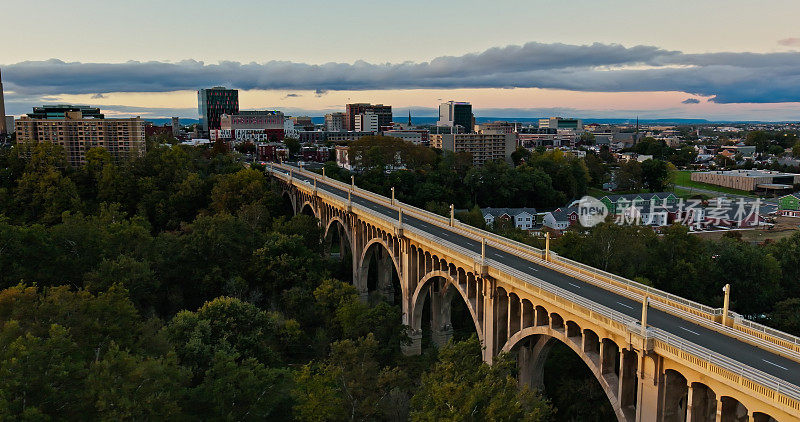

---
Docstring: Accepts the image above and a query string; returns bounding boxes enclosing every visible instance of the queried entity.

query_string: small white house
[482,208,538,230]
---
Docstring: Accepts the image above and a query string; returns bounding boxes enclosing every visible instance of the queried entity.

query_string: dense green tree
[410,336,553,421]
[293,334,409,422]
[640,159,674,192]
[189,352,293,421]
[87,345,190,420]
[165,297,302,373]
[210,168,270,215]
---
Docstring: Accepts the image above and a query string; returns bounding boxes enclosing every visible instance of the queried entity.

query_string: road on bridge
[277,166,800,389]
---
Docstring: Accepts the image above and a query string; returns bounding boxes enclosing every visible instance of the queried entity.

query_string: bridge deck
[276,166,800,390]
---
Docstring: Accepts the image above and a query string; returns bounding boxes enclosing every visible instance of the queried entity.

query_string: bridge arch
[281,189,296,215]
[300,200,318,218]
[502,325,626,421]
[270,170,798,422]
[358,237,403,303]
[410,270,483,348]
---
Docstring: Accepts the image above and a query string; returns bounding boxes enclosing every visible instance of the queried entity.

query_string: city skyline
[3,0,800,121]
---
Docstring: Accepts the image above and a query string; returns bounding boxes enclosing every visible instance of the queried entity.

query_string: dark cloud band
[3,42,800,103]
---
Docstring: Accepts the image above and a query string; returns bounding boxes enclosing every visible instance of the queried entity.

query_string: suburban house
[778,193,800,217]
[482,208,538,230]
[542,205,579,232]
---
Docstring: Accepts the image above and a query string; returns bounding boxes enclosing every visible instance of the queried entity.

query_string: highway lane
[277,167,800,387]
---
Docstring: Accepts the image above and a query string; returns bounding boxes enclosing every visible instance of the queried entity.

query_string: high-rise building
[198,86,239,135]
[345,103,392,131]
[0,68,6,136]
[15,108,146,167]
[437,101,474,133]
[354,112,379,133]
[538,117,582,131]
[430,132,515,166]
[325,112,345,132]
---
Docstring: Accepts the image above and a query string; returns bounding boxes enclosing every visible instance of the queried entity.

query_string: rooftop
[696,170,799,178]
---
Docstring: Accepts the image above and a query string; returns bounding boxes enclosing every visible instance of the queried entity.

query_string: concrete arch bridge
[270,163,800,422]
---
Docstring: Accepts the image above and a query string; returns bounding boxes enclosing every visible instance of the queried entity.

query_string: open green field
[673,171,755,197]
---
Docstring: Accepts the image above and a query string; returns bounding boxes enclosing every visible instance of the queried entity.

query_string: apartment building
[15,109,145,166]
[325,112,345,132]
[430,132,515,166]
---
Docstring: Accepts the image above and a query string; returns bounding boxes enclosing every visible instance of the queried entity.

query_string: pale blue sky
[3,0,800,120]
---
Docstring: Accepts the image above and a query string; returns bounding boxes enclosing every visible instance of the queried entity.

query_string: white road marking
[678,326,701,336]
[762,359,789,371]
[527,266,539,272]
[616,302,634,310]
[568,282,581,289]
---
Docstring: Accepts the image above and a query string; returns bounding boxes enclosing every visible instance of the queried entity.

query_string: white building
[383,130,429,145]
[354,112,379,133]
[284,117,299,139]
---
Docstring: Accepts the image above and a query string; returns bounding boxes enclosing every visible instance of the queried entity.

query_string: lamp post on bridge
[544,232,551,262]
[641,296,649,337]
[391,187,395,205]
[322,167,326,178]
[351,175,355,190]
[722,284,731,326]
[450,204,454,226]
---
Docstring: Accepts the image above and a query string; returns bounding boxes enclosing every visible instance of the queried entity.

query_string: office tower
[198,86,239,135]
[345,103,392,131]
[15,107,145,167]
[437,101,474,133]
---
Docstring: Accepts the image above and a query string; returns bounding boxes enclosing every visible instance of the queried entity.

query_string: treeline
[0,142,554,420]
[327,136,592,213]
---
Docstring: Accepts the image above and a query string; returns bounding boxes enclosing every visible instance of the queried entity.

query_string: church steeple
[407,109,412,127]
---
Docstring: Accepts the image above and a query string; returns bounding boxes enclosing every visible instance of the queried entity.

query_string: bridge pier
[635,352,661,422]
[619,349,638,420]
[429,283,454,348]
[516,335,555,391]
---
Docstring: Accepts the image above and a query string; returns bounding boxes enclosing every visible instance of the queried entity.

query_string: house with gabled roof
[482,207,538,230]
[543,204,579,232]
[778,193,800,217]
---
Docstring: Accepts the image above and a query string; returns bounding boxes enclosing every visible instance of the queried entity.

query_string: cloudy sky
[3,0,800,121]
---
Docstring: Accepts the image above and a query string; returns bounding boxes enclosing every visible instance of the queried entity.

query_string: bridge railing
[271,165,800,407]
[269,164,800,355]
